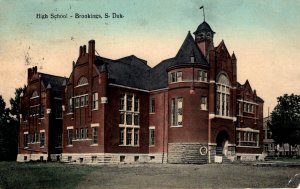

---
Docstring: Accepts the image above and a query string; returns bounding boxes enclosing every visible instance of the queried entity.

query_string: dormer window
[77,76,88,87]
[31,91,39,99]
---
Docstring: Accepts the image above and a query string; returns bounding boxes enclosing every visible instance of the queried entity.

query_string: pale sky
[1,0,300,117]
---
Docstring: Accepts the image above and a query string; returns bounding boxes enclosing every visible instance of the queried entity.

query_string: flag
[200,6,203,9]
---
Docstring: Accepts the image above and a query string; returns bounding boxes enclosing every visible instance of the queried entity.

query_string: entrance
[216,130,229,156]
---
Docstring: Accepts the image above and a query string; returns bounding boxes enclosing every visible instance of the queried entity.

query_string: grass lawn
[0,162,96,189]
[0,162,299,188]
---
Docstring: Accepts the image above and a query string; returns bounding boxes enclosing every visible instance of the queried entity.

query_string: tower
[193,21,215,58]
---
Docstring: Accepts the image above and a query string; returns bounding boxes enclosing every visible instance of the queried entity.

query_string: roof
[193,21,215,35]
[95,56,151,90]
[39,73,66,92]
[150,58,174,90]
[170,32,208,67]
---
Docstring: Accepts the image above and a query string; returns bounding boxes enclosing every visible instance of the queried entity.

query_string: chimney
[83,45,86,56]
[79,46,83,57]
[88,40,95,56]
[28,68,33,80]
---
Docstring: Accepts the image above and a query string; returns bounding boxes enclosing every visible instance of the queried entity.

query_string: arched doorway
[216,130,229,156]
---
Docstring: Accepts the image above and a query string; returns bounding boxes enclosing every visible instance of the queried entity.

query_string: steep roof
[150,58,174,90]
[95,56,151,90]
[170,32,208,67]
[193,21,215,35]
[39,73,66,92]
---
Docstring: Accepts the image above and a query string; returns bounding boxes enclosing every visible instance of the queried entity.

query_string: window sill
[149,112,155,114]
[170,125,183,128]
[66,113,74,115]
[200,109,208,111]
[149,145,155,147]
[92,109,98,111]
[237,145,260,148]
[40,146,45,148]
[73,139,92,141]
[119,145,140,147]
[66,145,73,147]
[90,144,98,146]
[24,147,29,149]
[75,84,88,88]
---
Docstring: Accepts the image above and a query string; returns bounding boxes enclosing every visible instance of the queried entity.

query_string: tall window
[68,98,73,113]
[24,133,28,148]
[171,97,183,126]
[54,100,62,118]
[200,97,207,110]
[149,128,155,146]
[119,94,140,146]
[77,76,88,86]
[92,127,98,144]
[92,93,98,110]
[216,74,230,116]
[67,129,73,145]
[40,132,45,147]
[150,98,155,113]
[198,70,207,82]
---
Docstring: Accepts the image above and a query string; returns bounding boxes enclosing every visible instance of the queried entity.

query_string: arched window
[77,76,88,86]
[31,91,39,98]
[216,74,230,116]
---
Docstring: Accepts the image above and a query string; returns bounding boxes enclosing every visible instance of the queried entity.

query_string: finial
[200,6,205,22]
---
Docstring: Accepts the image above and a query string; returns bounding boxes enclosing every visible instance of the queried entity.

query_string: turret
[193,21,215,58]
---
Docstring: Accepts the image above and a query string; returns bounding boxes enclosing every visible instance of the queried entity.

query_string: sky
[1,0,300,117]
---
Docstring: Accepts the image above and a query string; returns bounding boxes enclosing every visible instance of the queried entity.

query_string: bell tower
[193,21,215,58]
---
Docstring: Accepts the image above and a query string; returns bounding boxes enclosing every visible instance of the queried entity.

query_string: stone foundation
[61,153,165,164]
[17,153,48,162]
[168,143,208,164]
[236,153,264,161]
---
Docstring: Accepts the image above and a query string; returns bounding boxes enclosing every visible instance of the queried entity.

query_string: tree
[270,94,300,156]
[9,87,23,122]
[0,87,23,161]
[0,95,11,160]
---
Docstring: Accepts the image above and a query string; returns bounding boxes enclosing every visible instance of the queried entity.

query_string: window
[176,72,182,82]
[171,97,183,126]
[216,74,230,116]
[120,128,124,145]
[24,133,28,148]
[54,100,62,118]
[198,70,207,82]
[92,93,98,110]
[84,95,88,106]
[126,95,133,111]
[77,76,88,86]
[169,71,182,83]
[243,103,254,113]
[75,128,79,139]
[40,105,44,117]
[200,97,207,110]
[149,128,155,146]
[34,132,39,143]
[75,97,80,108]
[150,98,155,113]
[92,127,98,144]
[40,132,45,147]
[67,129,73,145]
[80,96,85,107]
[69,98,73,113]
[55,132,62,148]
[80,128,84,139]
[119,94,140,146]
[237,131,259,147]
[84,128,88,139]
